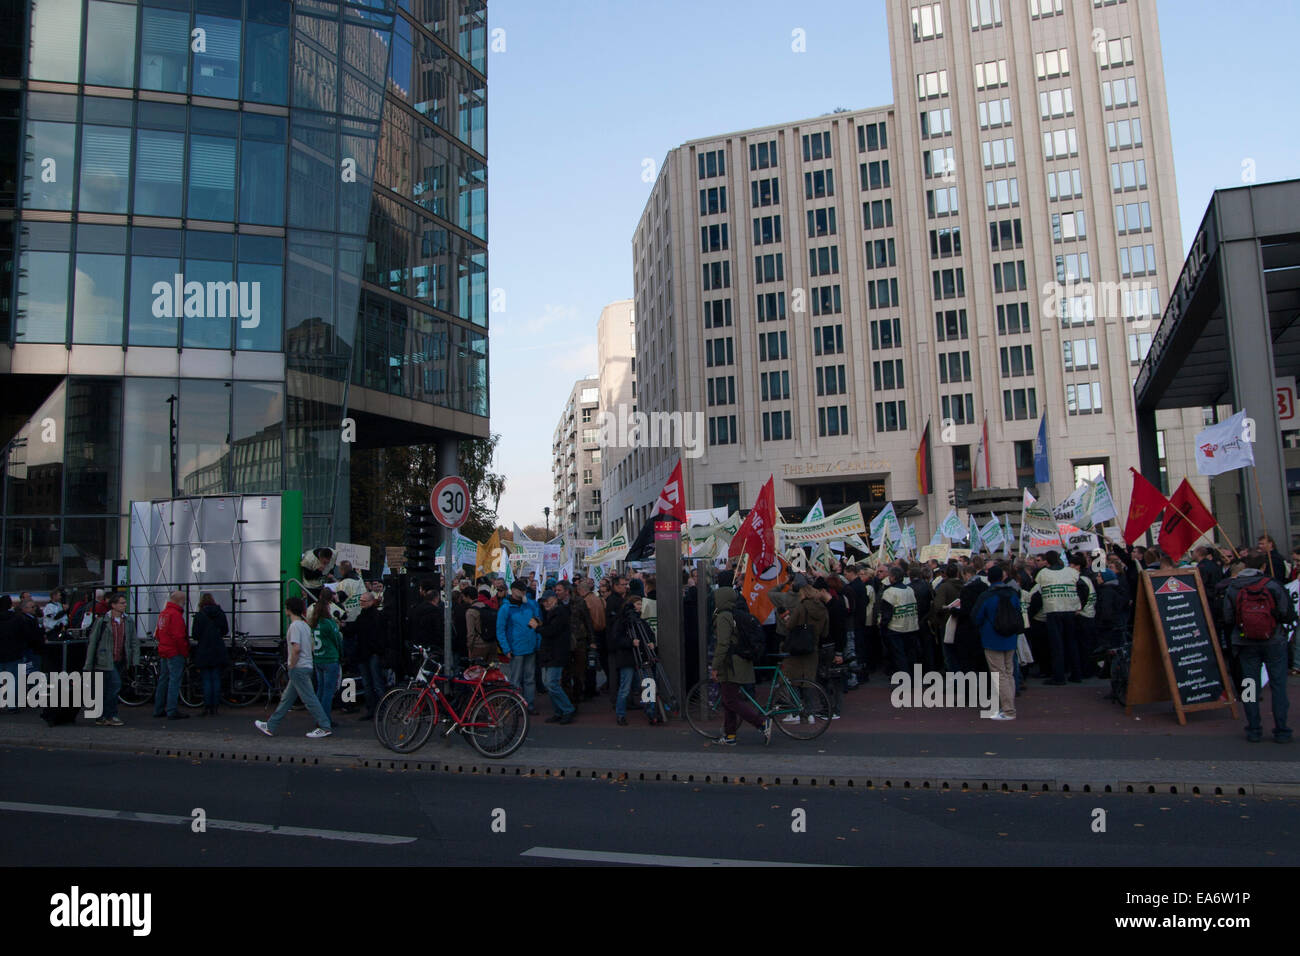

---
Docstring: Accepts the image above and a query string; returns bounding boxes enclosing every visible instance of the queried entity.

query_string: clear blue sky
[485,0,1300,530]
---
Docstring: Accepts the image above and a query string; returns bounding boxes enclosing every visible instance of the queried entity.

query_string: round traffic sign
[431,476,471,529]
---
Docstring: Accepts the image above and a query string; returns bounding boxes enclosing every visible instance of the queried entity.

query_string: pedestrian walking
[1223,553,1295,743]
[309,591,343,722]
[973,566,1020,720]
[256,597,332,738]
[709,587,772,745]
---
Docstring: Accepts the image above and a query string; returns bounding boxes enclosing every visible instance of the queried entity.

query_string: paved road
[2,748,1297,868]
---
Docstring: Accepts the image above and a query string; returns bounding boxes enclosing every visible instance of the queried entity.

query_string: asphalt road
[2,747,1298,868]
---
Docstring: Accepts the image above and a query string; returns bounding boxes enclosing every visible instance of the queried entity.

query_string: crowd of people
[4,532,1294,746]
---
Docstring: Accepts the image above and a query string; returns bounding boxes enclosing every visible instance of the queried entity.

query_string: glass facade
[2,0,489,590]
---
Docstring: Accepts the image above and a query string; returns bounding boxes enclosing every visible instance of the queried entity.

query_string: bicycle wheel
[179,666,204,708]
[379,689,437,753]
[117,664,154,707]
[683,679,726,740]
[373,685,413,749]
[222,662,265,707]
[773,679,832,740]
[464,690,529,758]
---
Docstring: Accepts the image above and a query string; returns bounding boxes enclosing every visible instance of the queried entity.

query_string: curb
[7,735,1300,798]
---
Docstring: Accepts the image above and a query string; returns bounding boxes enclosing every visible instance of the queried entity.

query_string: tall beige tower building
[614,0,1205,537]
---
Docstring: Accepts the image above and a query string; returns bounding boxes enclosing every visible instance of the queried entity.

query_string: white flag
[939,508,967,541]
[980,515,1005,553]
[804,498,826,524]
[870,502,899,545]
[1194,409,1255,476]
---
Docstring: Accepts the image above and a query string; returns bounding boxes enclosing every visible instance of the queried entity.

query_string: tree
[349,435,507,570]
[517,524,550,542]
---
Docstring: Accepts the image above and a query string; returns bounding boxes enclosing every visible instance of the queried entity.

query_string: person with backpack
[973,565,1022,719]
[465,586,498,663]
[709,586,772,745]
[1222,552,1295,743]
[781,577,829,721]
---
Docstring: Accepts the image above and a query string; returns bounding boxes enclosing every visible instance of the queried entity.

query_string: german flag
[915,419,933,495]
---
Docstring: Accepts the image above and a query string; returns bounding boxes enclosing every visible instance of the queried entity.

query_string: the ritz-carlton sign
[783,458,891,477]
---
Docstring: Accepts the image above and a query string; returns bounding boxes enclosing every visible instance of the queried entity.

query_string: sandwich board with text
[1125,568,1239,725]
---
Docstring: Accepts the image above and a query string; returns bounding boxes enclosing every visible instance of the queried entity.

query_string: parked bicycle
[377,645,528,758]
[683,662,832,741]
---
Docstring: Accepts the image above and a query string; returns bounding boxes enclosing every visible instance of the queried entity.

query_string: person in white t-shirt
[256,596,332,738]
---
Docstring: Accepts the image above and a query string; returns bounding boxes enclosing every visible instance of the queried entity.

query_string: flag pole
[1162,494,1240,558]
[1251,466,1270,543]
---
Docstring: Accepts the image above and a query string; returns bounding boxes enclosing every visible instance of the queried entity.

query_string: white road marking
[521,846,836,867]
[0,800,416,845]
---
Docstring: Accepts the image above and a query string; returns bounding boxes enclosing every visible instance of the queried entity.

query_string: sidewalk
[3,675,1297,793]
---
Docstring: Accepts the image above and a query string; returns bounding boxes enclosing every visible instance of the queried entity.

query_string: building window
[1110,159,1148,192]
[1051,210,1087,242]
[870,318,901,350]
[868,237,899,268]
[869,277,900,309]
[864,198,895,229]
[801,131,831,162]
[920,107,952,139]
[1098,35,1135,69]
[1102,76,1140,110]
[975,58,1008,89]
[916,70,950,99]
[978,97,1013,129]
[756,292,786,322]
[1058,293,1096,327]
[911,3,943,40]
[807,207,837,237]
[935,309,969,342]
[1047,167,1084,201]
[1042,127,1079,160]
[993,260,1028,293]
[761,370,791,401]
[953,445,972,500]
[749,140,778,171]
[708,415,738,445]
[704,298,733,329]
[984,177,1020,209]
[809,245,840,277]
[1038,87,1075,120]
[1003,387,1039,421]
[938,351,972,384]
[858,121,888,150]
[707,375,736,407]
[1031,0,1063,16]
[752,214,783,245]
[1055,252,1091,282]
[699,186,727,215]
[874,359,905,390]
[698,148,725,179]
[1123,285,1161,323]
[700,223,728,252]
[1105,118,1143,150]
[988,218,1022,251]
[997,302,1031,335]
[816,364,847,397]
[759,330,789,361]
[818,405,850,437]
[1034,48,1070,79]
[1000,344,1034,376]
[861,159,893,189]
[1154,429,1168,494]
[980,137,1015,169]
[754,253,785,284]
[942,394,975,425]
[583,469,592,485]
[1119,243,1158,278]
[931,268,966,300]
[969,0,1003,28]
[751,177,780,207]
[804,169,834,199]
[876,400,907,432]
[812,284,842,316]
[713,482,741,512]
[1128,332,1152,364]
[929,227,961,259]
[581,408,592,423]
[814,324,845,355]
[763,410,793,441]
[1063,337,1099,371]
[702,261,731,290]
[1066,382,1104,416]
[705,337,734,367]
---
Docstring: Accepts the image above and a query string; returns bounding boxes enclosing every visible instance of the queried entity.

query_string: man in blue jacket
[497,579,541,714]
[973,565,1021,720]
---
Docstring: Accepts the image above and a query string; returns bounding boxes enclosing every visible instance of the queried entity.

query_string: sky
[484,0,1300,529]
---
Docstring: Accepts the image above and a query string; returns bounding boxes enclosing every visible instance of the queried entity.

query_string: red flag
[915,420,932,495]
[728,476,777,572]
[1158,479,1217,562]
[1123,467,1169,545]
[653,459,687,524]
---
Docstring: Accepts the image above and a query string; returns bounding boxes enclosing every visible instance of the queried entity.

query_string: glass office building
[0,0,489,592]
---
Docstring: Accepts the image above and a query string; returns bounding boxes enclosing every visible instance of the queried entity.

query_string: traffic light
[404,504,439,573]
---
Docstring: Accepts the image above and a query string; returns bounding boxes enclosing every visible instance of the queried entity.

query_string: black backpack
[721,603,767,662]
[478,603,498,643]
[992,590,1024,637]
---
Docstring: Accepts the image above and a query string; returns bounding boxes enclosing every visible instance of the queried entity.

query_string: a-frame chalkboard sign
[1125,568,1240,725]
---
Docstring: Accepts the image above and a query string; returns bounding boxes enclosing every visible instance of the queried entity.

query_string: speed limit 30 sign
[431,476,470,529]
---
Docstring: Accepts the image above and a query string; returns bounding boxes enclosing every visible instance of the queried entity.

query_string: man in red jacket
[153,590,190,719]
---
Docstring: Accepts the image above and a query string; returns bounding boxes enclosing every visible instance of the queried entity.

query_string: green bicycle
[683,666,832,741]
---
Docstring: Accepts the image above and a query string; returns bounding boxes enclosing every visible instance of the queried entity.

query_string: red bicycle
[379,647,529,758]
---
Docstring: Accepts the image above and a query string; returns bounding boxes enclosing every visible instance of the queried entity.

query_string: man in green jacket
[709,587,772,746]
[83,592,136,727]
